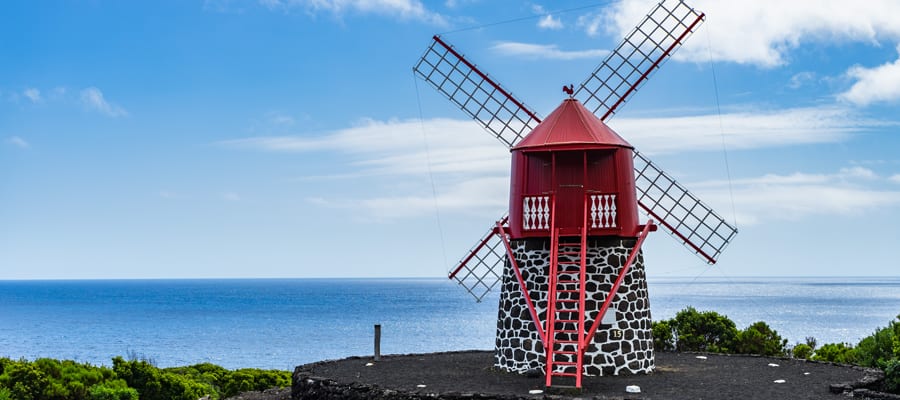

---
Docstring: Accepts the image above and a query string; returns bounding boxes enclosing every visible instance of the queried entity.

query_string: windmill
[413,0,737,388]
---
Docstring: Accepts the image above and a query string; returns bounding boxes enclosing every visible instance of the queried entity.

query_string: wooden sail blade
[575,0,705,122]
[414,36,542,148]
[633,151,737,264]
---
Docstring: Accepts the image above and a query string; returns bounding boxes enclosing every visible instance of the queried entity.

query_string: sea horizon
[2,276,898,370]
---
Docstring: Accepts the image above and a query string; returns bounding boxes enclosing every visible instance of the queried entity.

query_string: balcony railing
[522,195,551,230]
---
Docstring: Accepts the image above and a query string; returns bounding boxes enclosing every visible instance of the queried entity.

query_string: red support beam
[496,220,547,345]
[581,221,656,350]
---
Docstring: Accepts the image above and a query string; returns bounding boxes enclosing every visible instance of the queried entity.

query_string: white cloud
[537,14,562,30]
[6,136,29,148]
[839,44,900,105]
[596,0,900,68]
[223,118,508,176]
[259,0,447,25]
[890,174,900,184]
[693,167,900,225]
[80,87,128,117]
[491,42,609,60]
[612,106,877,155]
[23,88,41,103]
[788,71,817,89]
[223,109,885,220]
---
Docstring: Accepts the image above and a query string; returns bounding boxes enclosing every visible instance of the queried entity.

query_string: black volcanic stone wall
[494,237,654,376]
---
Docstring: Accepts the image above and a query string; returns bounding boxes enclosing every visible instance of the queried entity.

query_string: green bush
[652,320,675,352]
[0,359,48,400]
[734,321,788,356]
[221,369,291,398]
[671,307,738,353]
[88,380,138,400]
[793,343,813,359]
[884,359,900,394]
[812,342,857,364]
[0,356,290,400]
[856,324,895,368]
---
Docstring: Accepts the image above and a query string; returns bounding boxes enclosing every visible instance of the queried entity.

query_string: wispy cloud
[597,0,900,68]
[839,44,900,106]
[890,174,900,184]
[788,71,817,89]
[532,5,562,30]
[259,0,448,25]
[693,167,900,225]
[6,136,29,149]
[80,87,128,117]
[222,118,507,176]
[537,14,562,30]
[222,106,885,220]
[491,41,609,60]
[612,106,880,155]
[23,88,41,103]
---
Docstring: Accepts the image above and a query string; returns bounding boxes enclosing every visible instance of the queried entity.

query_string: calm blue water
[0,277,898,370]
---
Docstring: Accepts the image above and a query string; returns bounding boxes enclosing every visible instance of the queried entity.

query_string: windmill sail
[633,151,737,264]
[447,215,509,302]
[575,0,705,122]
[414,36,541,149]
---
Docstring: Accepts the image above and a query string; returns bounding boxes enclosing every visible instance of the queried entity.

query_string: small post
[374,324,381,361]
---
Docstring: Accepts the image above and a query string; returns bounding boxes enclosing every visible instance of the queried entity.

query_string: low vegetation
[3,309,898,397]
[653,307,900,394]
[0,356,290,400]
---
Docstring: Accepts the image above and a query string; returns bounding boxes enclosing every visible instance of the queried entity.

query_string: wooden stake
[374,324,381,361]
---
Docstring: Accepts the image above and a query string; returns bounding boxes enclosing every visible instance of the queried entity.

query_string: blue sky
[3,0,900,279]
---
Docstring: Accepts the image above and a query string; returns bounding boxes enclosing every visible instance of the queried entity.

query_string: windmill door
[554,152,585,233]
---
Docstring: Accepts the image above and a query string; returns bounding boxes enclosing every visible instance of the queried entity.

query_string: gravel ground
[295,350,885,399]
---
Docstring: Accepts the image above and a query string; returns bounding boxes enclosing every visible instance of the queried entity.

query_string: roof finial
[562,84,574,98]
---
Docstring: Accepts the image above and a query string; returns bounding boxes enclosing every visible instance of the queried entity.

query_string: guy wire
[412,70,451,274]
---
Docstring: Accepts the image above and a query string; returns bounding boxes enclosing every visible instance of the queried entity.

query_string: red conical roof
[513,98,632,151]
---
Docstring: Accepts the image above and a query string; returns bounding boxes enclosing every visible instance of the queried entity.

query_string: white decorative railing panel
[522,195,551,230]
[589,194,617,229]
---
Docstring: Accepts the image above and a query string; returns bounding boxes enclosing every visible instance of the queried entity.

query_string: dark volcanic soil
[296,350,884,399]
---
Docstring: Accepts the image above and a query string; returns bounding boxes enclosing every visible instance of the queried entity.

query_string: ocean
[0,277,898,370]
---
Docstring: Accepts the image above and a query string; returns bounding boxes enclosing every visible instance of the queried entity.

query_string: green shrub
[734,321,788,356]
[812,342,857,364]
[221,369,291,398]
[793,343,813,359]
[88,380,139,400]
[652,320,675,352]
[671,307,738,353]
[884,359,900,394]
[0,360,49,400]
[855,325,895,368]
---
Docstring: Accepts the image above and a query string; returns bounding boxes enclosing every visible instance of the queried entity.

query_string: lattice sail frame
[447,217,508,302]
[414,36,540,149]
[575,0,705,121]
[633,151,737,263]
